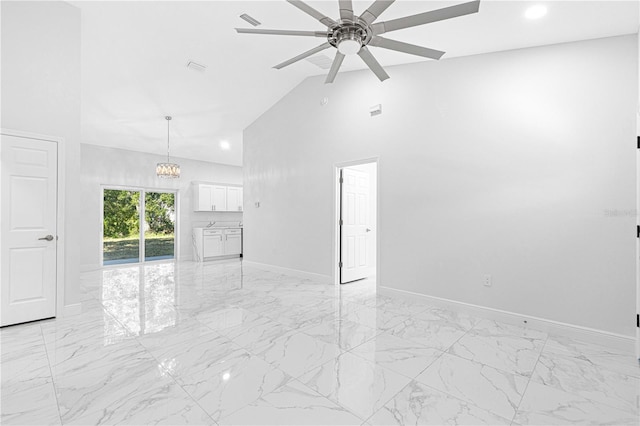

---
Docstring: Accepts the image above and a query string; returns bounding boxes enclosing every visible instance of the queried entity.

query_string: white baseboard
[378,286,636,354]
[62,303,82,317]
[242,260,332,284]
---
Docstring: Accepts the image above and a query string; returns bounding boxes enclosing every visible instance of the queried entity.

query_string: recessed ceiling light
[525,4,547,20]
[220,140,230,150]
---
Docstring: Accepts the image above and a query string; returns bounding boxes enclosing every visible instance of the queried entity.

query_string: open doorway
[336,160,378,286]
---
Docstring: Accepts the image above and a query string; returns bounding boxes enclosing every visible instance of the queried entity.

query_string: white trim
[636,30,640,361]
[0,128,67,322]
[242,260,332,284]
[333,158,380,287]
[174,190,181,260]
[379,286,636,354]
[62,303,82,317]
[100,186,104,264]
[80,263,102,273]
[138,190,144,263]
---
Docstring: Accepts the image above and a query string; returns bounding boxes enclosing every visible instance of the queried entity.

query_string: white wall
[79,144,242,269]
[1,1,82,308]
[244,35,638,336]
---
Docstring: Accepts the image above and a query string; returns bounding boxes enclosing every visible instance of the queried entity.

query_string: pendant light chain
[166,115,172,162]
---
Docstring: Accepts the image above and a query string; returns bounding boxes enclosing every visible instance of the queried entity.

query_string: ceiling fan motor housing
[329,20,372,54]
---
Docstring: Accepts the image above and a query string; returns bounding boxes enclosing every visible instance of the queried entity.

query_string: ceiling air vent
[239,13,261,27]
[305,54,333,70]
[186,61,207,72]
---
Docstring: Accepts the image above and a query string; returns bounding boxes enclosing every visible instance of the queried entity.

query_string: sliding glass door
[144,191,175,262]
[103,188,176,265]
[103,189,141,265]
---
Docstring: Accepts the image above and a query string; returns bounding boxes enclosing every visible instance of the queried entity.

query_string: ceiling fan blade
[236,28,329,37]
[369,36,445,60]
[325,52,345,84]
[357,46,390,82]
[360,0,395,25]
[371,0,480,35]
[273,42,332,69]
[339,0,354,21]
[286,0,337,27]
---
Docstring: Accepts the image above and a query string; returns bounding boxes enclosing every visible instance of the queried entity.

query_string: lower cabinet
[203,231,224,257]
[193,228,242,261]
[224,229,242,255]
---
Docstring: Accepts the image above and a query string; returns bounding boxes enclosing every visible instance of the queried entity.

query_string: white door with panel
[1,135,58,326]
[340,168,371,283]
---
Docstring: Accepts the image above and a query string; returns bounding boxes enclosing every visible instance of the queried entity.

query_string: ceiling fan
[236,0,481,83]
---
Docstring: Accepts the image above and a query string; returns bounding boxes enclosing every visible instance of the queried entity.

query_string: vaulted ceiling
[74,1,639,166]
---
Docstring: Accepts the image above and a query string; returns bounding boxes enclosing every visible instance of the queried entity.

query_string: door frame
[333,157,379,286]
[636,135,639,361]
[1,128,67,319]
[100,185,179,266]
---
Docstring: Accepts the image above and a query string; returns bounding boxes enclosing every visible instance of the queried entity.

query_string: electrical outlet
[483,274,492,287]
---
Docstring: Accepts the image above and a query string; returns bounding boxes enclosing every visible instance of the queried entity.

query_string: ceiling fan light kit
[236,0,481,83]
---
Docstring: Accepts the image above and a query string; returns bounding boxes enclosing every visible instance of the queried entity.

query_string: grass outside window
[103,234,174,261]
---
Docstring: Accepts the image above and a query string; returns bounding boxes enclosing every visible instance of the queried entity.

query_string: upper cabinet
[193,182,243,212]
[226,186,243,212]
[211,185,227,211]
[196,185,213,211]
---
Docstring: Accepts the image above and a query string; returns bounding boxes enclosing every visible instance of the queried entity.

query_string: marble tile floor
[1,260,639,425]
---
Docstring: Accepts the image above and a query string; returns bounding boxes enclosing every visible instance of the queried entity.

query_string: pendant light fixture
[156,116,180,178]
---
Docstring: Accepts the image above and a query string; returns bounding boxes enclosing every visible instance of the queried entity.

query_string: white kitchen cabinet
[203,230,224,257]
[193,227,242,261]
[212,185,227,211]
[193,182,243,212]
[226,186,243,212]
[224,228,242,255]
[196,184,213,211]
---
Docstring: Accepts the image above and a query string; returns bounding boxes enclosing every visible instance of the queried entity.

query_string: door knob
[366,228,371,232]
[39,235,54,241]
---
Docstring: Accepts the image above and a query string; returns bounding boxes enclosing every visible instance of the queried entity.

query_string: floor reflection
[102,262,177,336]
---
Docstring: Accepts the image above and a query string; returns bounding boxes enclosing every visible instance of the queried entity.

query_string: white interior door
[341,168,370,283]
[1,135,58,326]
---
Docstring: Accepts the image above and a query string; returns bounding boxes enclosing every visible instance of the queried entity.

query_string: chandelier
[156,116,180,178]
